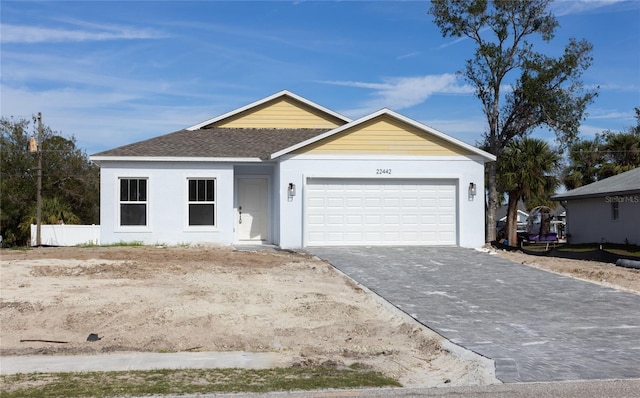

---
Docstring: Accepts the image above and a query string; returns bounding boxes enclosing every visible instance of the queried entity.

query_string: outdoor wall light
[469,182,477,197]
[288,183,296,197]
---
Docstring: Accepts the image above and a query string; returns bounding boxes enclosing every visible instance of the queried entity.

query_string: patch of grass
[555,243,640,256]
[555,243,599,252]
[521,243,640,256]
[1,366,401,397]
[99,240,145,247]
[1,246,31,251]
[520,243,557,252]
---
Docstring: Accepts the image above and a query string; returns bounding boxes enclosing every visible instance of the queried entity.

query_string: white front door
[237,178,268,242]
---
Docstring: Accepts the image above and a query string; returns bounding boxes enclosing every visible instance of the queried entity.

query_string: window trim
[117,177,150,231]
[184,177,218,231]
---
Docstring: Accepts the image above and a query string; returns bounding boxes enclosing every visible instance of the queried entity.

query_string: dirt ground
[492,248,640,294]
[0,246,495,388]
[4,246,637,388]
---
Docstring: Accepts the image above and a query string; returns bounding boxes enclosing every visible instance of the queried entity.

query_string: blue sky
[2,1,639,156]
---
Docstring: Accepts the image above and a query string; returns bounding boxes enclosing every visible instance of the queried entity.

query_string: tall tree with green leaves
[19,197,82,237]
[563,137,602,190]
[498,137,561,246]
[563,108,640,188]
[0,117,99,246]
[429,0,596,242]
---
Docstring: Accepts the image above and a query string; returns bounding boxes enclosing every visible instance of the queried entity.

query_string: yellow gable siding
[214,97,345,129]
[294,115,475,156]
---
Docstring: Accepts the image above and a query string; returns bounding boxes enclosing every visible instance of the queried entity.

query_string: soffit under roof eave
[89,156,266,163]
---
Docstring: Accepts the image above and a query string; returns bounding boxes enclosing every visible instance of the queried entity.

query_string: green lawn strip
[521,243,640,256]
[1,366,401,397]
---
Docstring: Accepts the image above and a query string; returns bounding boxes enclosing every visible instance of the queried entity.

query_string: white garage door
[305,178,457,246]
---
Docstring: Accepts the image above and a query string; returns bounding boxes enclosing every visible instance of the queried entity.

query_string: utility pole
[36,112,43,247]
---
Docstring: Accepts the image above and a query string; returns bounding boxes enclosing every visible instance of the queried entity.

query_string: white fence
[30,224,100,246]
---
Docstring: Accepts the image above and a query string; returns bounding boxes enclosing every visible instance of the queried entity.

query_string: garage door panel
[345,214,363,224]
[326,215,344,225]
[365,197,383,208]
[402,214,420,224]
[364,231,383,241]
[306,178,457,246]
[365,215,382,225]
[383,231,402,240]
[402,197,420,207]
[346,197,363,207]
[404,231,419,241]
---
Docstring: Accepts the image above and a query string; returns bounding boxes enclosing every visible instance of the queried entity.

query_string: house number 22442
[376,169,392,175]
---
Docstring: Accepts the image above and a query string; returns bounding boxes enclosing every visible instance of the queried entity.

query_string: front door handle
[238,206,242,224]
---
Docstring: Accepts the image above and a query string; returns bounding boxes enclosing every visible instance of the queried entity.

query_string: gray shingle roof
[552,167,640,200]
[92,127,329,159]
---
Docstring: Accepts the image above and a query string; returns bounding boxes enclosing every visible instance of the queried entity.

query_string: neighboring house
[91,91,495,248]
[496,200,529,234]
[552,167,640,245]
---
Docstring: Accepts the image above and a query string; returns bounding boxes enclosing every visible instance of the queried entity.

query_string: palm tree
[599,130,640,179]
[563,138,602,190]
[497,138,561,246]
[19,197,81,236]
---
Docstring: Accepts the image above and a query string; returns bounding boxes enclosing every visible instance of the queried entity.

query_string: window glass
[189,180,197,202]
[189,204,215,225]
[120,179,128,201]
[206,180,214,201]
[121,204,147,225]
[138,180,147,201]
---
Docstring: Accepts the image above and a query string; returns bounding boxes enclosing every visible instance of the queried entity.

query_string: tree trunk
[506,192,519,247]
[485,162,498,243]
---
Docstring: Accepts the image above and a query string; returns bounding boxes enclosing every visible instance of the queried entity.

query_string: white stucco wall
[98,156,489,248]
[566,196,640,245]
[99,161,235,245]
[277,154,488,249]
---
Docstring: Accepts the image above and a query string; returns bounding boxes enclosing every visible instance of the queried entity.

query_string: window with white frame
[120,178,147,226]
[188,179,216,226]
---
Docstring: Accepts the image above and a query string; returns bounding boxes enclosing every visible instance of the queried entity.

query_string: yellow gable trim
[293,115,476,156]
[213,97,345,129]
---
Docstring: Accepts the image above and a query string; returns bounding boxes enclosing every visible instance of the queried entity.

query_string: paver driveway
[307,246,640,383]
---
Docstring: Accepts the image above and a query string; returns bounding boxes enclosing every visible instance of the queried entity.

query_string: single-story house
[91,91,495,248]
[496,201,567,239]
[496,200,529,234]
[552,167,640,245]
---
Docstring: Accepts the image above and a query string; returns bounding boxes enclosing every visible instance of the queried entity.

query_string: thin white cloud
[589,111,633,120]
[420,118,487,146]
[323,74,475,117]
[585,83,638,92]
[397,51,421,60]
[439,36,468,49]
[1,23,167,43]
[321,81,390,90]
[551,0,639,16]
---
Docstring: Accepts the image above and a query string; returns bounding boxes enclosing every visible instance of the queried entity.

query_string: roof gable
[187,90,350,130]
[271,109,495,161]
